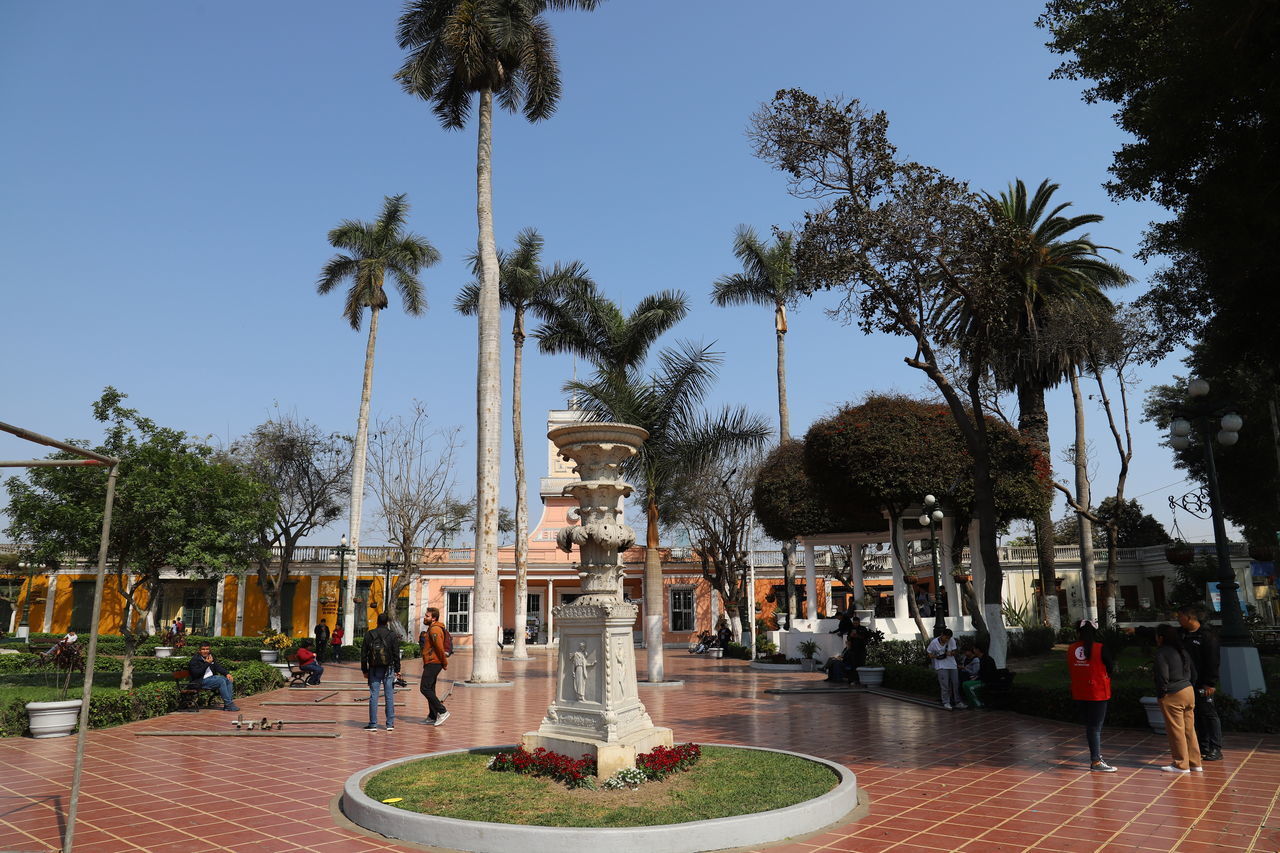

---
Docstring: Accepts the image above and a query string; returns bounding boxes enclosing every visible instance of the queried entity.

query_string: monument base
[522,726,673,779]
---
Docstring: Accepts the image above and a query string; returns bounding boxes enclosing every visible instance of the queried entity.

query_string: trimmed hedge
[0,659,283,737]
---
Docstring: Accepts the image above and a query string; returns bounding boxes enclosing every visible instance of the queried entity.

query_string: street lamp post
[1168,377,1266,699]
[382,559,396,615]
[330,535,354,634]
[918,495,945,633]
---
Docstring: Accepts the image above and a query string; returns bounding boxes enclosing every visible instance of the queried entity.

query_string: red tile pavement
[0,650,1277,852]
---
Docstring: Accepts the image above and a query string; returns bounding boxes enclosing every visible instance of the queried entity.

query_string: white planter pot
[15,626,30,640]
[259,649,278,663]
[856,666,886,687]
[709,648,724,659]
[270,662,291,681]
[154,646,174,658]
[1140,696,1166,734]
[800,658,819,672]
[26,699,83,739]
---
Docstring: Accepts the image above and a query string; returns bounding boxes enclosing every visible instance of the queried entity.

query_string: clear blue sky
[0,2,1211,545]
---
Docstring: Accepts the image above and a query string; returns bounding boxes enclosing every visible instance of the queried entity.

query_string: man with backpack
[418,607,450,726]
[361,612,401,732]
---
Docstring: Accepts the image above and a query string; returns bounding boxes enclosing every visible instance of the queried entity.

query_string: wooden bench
[26,641,57,657]
[173,669,225,712]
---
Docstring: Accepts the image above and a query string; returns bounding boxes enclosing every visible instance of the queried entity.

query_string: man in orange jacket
[419,607,450,726]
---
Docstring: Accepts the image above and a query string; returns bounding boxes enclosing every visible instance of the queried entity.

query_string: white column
[213,575,226,638]
[233,573,245,637]
[803,541,817,621]
[307,571,319,635]
[42,571,57,633]
[940,517,959,624]
[891,520,908,619]
[709,580,719,626]
[546,577,555,645]
[497,578,505,646]
[851,545,866,603]
[824,579,835,616]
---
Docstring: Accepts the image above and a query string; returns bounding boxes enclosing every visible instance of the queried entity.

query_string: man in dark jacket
[187,642,240,712]
[314,619,331,664]
[1178,604,1223,760]
[361,612,401,732]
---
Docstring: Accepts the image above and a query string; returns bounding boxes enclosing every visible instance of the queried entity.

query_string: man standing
[361,613,401,732]
[188,642,240,712]
[830,609,854,640]
[1178,604,1223,760]
[314,618,331,664]
[927,627,966,710]
[846,617,871,684]
[419,607,450,726]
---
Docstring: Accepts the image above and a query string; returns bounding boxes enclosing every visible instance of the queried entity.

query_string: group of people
[928,628,1006,709]
[356,607,452,732]
[1069,603,1223,773]
[822,612,872,683]
[311,618,345,663]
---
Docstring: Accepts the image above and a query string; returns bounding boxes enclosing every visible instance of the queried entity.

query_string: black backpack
[366,630,394,668]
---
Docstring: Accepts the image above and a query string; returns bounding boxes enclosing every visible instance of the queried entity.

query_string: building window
[670,587,695,632]
[182,587,210,633]
[446,590,471,635]
[526,593,541,615]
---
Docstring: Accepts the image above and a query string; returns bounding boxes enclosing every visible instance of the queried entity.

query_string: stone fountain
[521,422,672,777]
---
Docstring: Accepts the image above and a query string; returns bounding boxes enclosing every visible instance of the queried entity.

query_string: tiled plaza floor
[1,650,1277,852]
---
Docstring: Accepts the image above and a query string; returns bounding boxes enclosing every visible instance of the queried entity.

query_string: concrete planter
[855,666,885,687]
[154,646,174,658]
[1140,696,1166,734]
[270,662,291,681]
[26,699,82,739]
[708,648,723,659]
[343,744,858,853]
[800,659,819,672]
[259,649,278,663]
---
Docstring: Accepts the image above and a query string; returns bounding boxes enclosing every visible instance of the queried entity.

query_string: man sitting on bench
[188,642,240,712]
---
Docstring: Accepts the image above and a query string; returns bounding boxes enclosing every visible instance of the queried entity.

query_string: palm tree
[317,193,439,639]
[537,289,689,380]
[569,341,770,682]
[456,228,592,660]
[711,226,801,441]
[397,0,599,683]
[956,179,1131,630]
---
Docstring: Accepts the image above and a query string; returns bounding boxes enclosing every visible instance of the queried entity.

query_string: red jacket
[1067,641,1111,701]
[297,647,317,666]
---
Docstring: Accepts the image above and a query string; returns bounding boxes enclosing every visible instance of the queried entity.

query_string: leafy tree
[457,228,592,659]
[5,389,271,688]
[750,90,1023,661]
[569,340,770,681]
[317,193,439,638]
[1095,497,1172,548]
[1039,0,1280,369]
[950,178,1130,629]
[229,415,351,631]
[397,0,601,684]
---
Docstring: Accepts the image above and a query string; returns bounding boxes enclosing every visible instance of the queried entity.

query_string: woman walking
[1067,619,1116,772]
[1154,624,1202,773]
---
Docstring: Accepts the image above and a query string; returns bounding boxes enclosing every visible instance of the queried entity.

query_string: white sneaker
[1160,765,1191,774]
[1191,766,1204,772]
[433,711,450,727]
[1090,760,1117,772]
[942,703,952,710]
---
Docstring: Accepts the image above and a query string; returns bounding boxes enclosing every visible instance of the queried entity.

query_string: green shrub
[866,639,927,667]
[724,642,751,660]
[881,663,938,695]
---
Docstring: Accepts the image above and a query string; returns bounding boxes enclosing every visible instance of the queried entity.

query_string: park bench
[283,655,311,688]
[26,641,57,657]
[173,669,225,712]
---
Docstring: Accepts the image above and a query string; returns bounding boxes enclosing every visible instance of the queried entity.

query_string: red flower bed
[636,742,701,781]
[488,746,596,789]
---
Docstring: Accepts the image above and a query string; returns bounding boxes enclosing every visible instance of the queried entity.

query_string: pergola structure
[0,420,119,853]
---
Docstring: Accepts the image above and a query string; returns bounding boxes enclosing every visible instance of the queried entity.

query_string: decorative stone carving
[523,422,673,777]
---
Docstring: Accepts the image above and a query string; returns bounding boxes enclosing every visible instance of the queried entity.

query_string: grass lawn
[363,746,839,827]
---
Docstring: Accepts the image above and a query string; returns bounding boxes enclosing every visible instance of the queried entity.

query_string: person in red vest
[1067,619,1117,772]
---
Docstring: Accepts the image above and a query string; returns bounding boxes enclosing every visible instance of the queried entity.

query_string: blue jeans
[300,662,323,685]
[1077,699,1109,761]
[203,675,235,706]
[368,668,396,727]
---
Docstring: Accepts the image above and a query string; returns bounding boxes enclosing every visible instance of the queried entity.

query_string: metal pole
[64,463,119,853]
[930,520,944,632]
[1200,417,1251,645]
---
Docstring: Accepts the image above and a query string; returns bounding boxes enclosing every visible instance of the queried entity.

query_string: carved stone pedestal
[522,422,671,778]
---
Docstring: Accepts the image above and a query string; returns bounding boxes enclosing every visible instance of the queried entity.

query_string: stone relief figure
[570,642,597,701]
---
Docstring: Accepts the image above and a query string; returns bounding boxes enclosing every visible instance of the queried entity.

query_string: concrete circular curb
[342,743,858,853]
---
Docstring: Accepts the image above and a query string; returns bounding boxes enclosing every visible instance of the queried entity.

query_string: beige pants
[1160,686,1202,770]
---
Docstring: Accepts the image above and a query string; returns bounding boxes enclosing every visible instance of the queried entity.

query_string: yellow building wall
[220,576,240,636]
[288,575,311,638]
[22,575,50,631]
[241,575,268,637]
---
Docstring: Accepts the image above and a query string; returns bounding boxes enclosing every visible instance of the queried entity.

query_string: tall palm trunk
[510,308,530,660]
[1016,383,1060,631]
[471,88,502,683]
[644,500,665,681]
[775,303,790,442]
[1070,367,1098,623]
[344,305,380,639]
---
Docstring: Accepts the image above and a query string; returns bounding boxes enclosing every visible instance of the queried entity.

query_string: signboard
[1206,582,1248,613]
[1251,560,1275,580]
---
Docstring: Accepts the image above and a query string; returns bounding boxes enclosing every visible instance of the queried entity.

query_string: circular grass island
[343,744,859,853]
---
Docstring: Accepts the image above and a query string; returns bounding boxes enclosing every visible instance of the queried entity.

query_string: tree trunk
[345,306,380,640]
[643,501,665,681]
[256,557,282,633]
[780,540,795,628]
[470,87,503,683]
[510,312,530,660]
[1017,383,1059,631]
[1071,368,1099,623]
[775,305,790,442]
